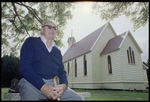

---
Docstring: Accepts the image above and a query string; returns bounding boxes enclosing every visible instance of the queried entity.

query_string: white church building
[63,22,148,90]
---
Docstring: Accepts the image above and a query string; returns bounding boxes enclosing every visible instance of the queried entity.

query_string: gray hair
[40,20,56,35]
[41,20,55,27]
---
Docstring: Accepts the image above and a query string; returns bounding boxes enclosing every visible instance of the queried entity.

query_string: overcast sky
[60,2,149,62]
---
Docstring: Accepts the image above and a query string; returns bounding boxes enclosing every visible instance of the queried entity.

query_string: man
[18,21,84,101]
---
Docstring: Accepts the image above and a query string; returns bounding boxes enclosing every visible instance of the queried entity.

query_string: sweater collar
[40,35,56,47]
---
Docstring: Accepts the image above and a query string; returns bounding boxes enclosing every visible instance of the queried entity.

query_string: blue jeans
[18,78,84,101]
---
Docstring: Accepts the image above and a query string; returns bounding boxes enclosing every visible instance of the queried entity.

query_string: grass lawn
[1,88,9,101]
[1,88,149,101]
[73,88,149,101]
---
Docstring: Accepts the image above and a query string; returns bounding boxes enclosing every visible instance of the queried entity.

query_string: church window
[127,50,130,63]
[132,51,135,64]
[127,47,135,64]
[83,55,87,76]
[129,47,133,63]
[67,62,70,76]
[75,59,77,77]
[107,55,112,74]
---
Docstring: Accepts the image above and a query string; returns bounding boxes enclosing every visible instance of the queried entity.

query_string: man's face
[41,22,56,40]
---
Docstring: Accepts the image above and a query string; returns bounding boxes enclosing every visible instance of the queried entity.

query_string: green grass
[73,88,149,101]
[1,88,9,101]
[1,88,149,101]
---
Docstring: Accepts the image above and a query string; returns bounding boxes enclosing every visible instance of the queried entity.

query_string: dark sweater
[20,37,68,90]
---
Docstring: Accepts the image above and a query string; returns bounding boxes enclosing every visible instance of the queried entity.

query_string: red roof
[63,23,106,62]
[100,32,127,55]
[63,23,143,62]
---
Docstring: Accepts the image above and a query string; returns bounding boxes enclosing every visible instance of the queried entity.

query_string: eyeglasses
[42,25,57,30]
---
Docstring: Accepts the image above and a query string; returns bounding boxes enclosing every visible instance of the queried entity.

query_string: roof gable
[127,31,143,53]
[101,31,143,55]
[63,23,106,62]
[100,32,127,55]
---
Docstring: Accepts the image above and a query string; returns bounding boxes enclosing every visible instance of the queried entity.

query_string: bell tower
[67,29,76,48]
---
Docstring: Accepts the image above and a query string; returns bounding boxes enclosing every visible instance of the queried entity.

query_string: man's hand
[41,84,57,100]
[53,84,67,98]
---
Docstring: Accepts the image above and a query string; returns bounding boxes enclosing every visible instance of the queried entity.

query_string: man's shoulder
[26,36,40,40]
[25,36,40,42]
[53,46,60,51]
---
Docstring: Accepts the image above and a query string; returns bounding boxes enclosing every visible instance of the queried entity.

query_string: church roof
[63,23,143,62]
[63,23,106,62]
[100,30,143,55]
[100,32,127,55]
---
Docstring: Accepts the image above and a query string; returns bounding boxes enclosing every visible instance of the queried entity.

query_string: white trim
[128,31,143,53]
[90,22,117,50]
[90,22,107,50]
[118,31,128,48]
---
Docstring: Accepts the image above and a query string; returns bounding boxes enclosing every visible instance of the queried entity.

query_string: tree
[1,2,74,57]
[92,2,149,31]
[1,55,22,87]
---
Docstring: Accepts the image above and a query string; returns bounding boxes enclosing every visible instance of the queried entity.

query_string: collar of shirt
[40,35,56,52]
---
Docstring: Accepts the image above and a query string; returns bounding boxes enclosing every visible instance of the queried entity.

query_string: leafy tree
[1,2,74,57]
[1,55,22,87]
[92,2,149,31]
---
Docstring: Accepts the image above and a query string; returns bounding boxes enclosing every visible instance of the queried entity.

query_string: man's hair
[41,21,55,27]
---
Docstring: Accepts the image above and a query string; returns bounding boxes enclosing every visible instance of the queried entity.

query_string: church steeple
[67,29,76,48]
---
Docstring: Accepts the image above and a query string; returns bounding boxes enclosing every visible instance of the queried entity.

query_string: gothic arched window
[107,55,112,74]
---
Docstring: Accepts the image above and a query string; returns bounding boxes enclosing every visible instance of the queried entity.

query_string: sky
[60,2,149,62]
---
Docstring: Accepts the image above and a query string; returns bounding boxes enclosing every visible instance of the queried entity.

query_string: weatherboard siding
[119,34,147,82]
[98,32,147,89]
[91,23,117,84]
[100,50,122,81]
[64,52,94,88]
